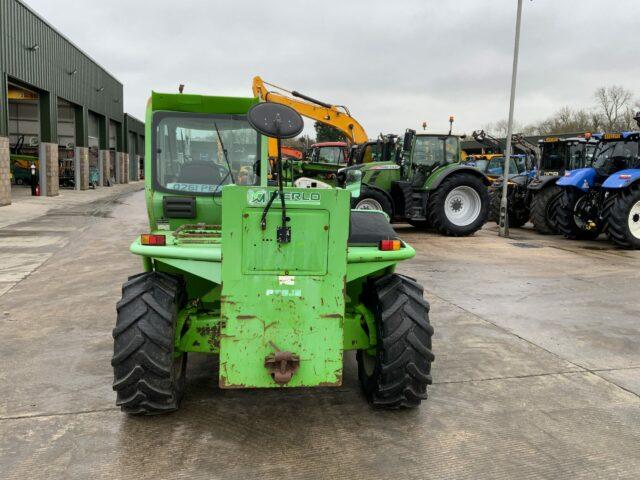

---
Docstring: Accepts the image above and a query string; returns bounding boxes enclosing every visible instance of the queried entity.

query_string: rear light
[619,174,632,179]
[379,239,401,251]
[141,234,166,246]
[564,171,572,177]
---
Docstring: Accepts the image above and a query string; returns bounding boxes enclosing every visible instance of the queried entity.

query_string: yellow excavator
[252,76,368,159]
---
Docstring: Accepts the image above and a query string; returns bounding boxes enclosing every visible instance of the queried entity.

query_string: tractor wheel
[556,188,602,240]
[353,187,393,218]
[112,271,187,415]
[428,173,489,236]
[530,185,561,234]
[489,185,528,228]
[357,274,434,409]
[605,185,640,249]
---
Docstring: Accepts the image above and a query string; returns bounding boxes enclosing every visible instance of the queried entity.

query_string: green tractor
[112,92,434,414]
[352,129,491,236]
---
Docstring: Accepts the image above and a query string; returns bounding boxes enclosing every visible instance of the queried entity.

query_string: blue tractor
[528,135,598,234]
[556,117,640,246]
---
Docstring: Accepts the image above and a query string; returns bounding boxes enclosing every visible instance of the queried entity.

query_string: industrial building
[0,0,144,206]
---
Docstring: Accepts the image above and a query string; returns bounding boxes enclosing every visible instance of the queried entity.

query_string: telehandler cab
[111,92,434,415]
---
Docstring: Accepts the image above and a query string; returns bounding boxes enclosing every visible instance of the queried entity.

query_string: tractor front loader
[111,91,434,415]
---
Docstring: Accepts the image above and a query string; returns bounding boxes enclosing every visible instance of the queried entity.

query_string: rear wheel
[112,271,187,415]
[605,185,640,249]
[357,274,434,409]
[530,185,561,234]
[353,187,393,218]
[428,173,489,236]
[556,188,602,240]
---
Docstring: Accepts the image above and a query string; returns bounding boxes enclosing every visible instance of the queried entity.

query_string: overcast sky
[25,0,640,137]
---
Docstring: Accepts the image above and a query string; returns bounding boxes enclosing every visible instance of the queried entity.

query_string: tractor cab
[405,132,461,185]
[592,132,640,177]
[298,141,350,180]
[466,153,528,181]
[537,136,596,177]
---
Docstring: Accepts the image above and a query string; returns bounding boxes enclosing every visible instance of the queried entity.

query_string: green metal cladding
[0,0,123,137]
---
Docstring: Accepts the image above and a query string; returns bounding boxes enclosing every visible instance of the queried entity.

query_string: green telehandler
[112,92,434,414]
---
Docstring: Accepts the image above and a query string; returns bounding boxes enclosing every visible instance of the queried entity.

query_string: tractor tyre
[605,185,640,249]
[556,188,602,240]
[408,219,430,229]
[490,186,528,228]
[530,185,561,234]
[428,173,489,236]
[489,189,500,223]
[112,271,187,415]
[357,274,434,409]
[352,187,393,218]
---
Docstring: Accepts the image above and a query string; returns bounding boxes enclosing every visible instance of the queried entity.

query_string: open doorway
[57,99,75,189]
[8,83,40,198]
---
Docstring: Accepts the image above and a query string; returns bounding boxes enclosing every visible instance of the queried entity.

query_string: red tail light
[141,234,166,246]
[379,239,401,251]
[619,174,632,179]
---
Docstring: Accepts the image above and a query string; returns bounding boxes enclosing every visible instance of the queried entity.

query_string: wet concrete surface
[1,189,639,479]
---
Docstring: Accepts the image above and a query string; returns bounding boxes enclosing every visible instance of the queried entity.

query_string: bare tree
[594,85,633,130]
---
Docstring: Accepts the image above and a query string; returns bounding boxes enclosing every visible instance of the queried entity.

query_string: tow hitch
[264,350,300,384]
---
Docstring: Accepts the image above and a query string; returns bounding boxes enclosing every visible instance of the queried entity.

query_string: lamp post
[499,0,524,237]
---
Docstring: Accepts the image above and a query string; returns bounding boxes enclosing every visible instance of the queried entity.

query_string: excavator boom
[252,76,368,147]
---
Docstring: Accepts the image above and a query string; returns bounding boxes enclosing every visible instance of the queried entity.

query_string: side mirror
[337,168,362,198]
[247,102,304,140]
[345,169,362,198]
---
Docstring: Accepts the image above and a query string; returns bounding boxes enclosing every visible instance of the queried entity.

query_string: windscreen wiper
[213,122,235,184]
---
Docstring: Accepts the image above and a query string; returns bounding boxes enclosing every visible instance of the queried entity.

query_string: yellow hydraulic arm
[252,76,368,157]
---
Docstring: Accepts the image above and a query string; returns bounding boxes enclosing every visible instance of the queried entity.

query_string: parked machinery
[349,125,491,236]
[556,118,640,247]
[473,130,535,227]
[527,135,597,234]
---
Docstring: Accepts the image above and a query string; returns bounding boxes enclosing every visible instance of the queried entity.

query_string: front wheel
[428,173,489,236]
[357,274,434,408]
[556,188,602,240]
[605,185,640,249]
[352,187,393,218]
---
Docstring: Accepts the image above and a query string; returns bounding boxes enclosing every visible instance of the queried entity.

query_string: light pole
[499,0,524,237]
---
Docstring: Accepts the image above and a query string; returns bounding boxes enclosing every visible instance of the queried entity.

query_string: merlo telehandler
[111,91,434,414]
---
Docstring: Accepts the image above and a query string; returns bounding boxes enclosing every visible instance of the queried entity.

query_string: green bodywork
[132,92,415,388]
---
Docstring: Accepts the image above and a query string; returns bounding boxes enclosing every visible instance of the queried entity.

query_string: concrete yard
[0,189,639,479]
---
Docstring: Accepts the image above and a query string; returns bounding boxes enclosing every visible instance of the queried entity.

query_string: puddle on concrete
[510,242,542,249]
